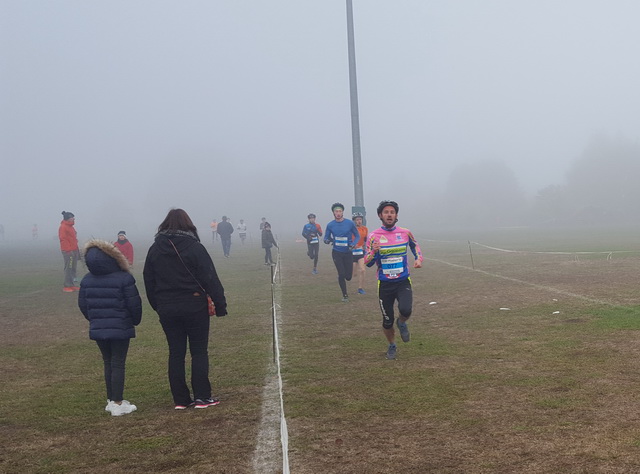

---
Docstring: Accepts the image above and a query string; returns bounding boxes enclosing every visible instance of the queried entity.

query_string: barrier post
[468,240,475,270]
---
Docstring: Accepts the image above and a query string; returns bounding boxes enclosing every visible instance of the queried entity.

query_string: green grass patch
[592,305,640,330]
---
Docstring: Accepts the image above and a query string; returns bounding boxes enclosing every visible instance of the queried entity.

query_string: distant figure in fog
[114,231,134,266]
[237,219,247,245]
[78,239,142,416]
[216,216,234,258]
[261,222,278,265]
[302,213,323,274]
[259,217,267,231]
[210,219,218,242]
[59,211,79,292]
[32,224,38,240]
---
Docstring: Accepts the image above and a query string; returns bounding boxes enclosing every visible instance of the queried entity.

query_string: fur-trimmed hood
[83,239,131,275]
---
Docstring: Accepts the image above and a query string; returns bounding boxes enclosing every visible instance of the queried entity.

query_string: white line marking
[252,250,289,473]
[428,257,620,307]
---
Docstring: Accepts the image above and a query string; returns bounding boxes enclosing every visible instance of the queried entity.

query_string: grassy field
[2,227,640,473]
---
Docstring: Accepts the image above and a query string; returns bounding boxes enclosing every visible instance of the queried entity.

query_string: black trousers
[159,303,212,405]
[96,338,130,402]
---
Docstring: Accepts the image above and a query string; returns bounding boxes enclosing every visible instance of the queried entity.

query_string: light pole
[346,0,366,223]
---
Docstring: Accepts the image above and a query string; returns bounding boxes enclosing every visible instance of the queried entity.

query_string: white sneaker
[105,400,115,412]
[110,400,137,416]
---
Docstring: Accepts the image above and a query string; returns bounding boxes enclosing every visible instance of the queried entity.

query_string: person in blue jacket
[302,213,323,274]
[78,239,142,416]
[324,202,359,302]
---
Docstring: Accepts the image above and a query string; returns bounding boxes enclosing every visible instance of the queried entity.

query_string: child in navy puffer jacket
[78,239,142,416]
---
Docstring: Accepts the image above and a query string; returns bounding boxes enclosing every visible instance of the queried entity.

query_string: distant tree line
[431,136,640,228]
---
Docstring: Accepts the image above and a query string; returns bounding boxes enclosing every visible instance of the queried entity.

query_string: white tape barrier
[271,251,290,474]
[426,238,640,259]
[469,241,639,259]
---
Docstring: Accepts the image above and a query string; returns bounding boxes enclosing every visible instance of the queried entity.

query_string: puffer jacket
[78,239,142,340]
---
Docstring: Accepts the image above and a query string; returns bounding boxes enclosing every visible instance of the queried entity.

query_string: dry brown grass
[3,228,640,473]
[280,230,640,473]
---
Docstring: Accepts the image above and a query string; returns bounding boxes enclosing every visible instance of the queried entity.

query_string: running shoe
[194,398,220,409]
[312,268,318,275]
[357,288,366,295]
[341,296,349,303]
[397,320,410,343]
[174,401,195,410]
[386,344,397,360]
[62,287,74,293]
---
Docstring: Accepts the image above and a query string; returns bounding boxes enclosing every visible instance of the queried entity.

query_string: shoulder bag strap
[168,239,207,295]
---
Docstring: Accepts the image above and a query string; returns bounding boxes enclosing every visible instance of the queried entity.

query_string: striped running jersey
[364,225,423,281]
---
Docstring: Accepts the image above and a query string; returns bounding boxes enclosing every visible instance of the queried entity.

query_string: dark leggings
[96,339,130,402]
[332,250,353,297]
[307,243,319,267]
[378,279,413,329]
[265,247,273,264]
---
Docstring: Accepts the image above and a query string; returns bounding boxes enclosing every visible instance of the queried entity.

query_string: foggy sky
[3,1,640,240]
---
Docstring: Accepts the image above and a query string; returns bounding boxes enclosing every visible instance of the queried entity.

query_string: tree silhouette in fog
[443,160,526,227]
[564,136,640,224]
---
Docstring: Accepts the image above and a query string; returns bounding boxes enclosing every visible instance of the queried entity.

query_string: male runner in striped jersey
[365,200,423,360]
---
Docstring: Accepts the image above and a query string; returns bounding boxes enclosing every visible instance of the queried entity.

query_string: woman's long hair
[157,208,200,241]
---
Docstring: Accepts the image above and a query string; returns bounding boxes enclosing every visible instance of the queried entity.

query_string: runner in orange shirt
[351,212,368,295]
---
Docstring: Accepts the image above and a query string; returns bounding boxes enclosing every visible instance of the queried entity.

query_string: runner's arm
[323,223,332,244]
[364,234,378,267]
[408,231,424,268]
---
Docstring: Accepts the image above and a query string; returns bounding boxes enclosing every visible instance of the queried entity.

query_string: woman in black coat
[78,239,142,416]
[143,208,227,410]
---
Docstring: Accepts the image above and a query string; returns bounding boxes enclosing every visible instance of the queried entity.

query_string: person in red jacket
[114,231,134,266]
[58,211,79,292]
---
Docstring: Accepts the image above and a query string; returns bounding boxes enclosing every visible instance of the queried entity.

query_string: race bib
[310,236,319,244]
[352,248,364,256]
[381,256,404,277]
[335,236,348,247]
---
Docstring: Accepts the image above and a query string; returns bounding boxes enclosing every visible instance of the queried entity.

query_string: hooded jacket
[59,219,79,252]
[78,239,142,340]
[143,231,227,316]
[261,229,278,249]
